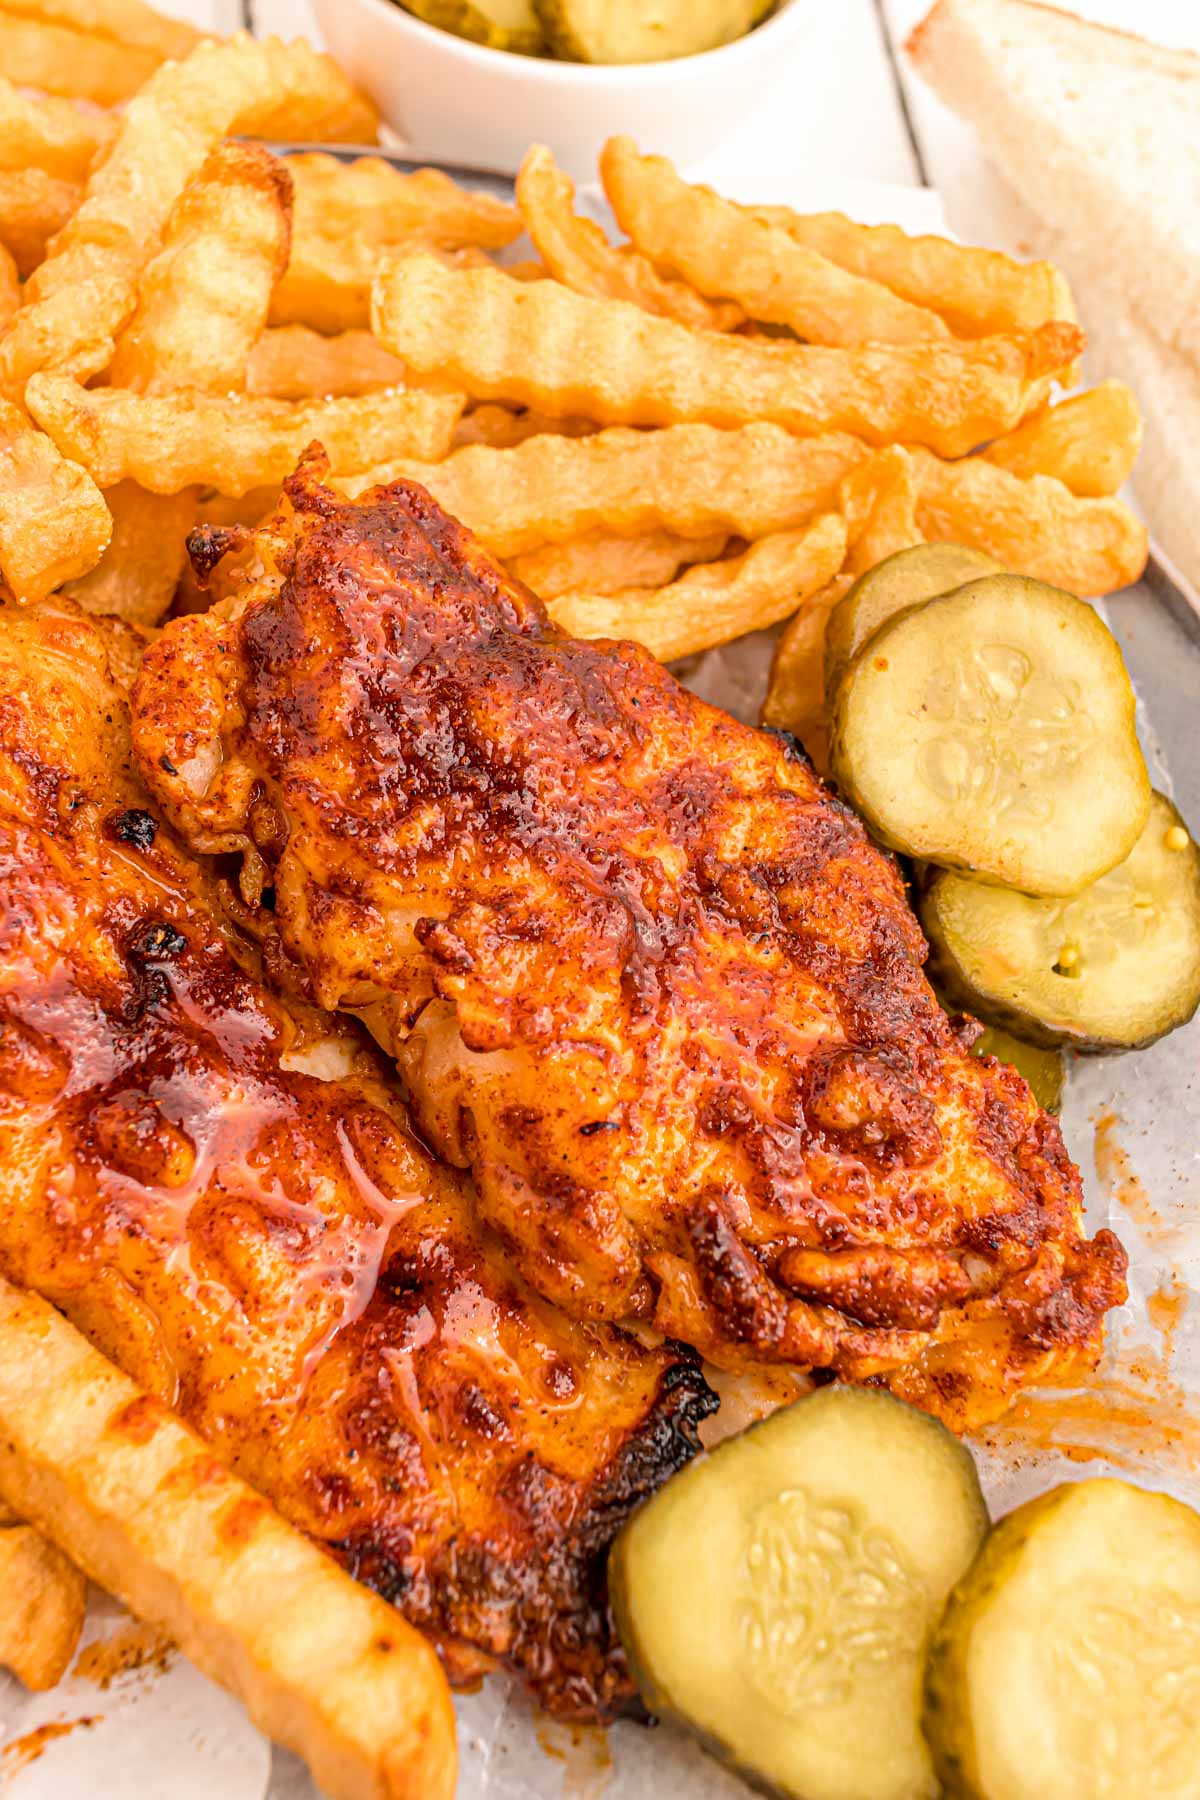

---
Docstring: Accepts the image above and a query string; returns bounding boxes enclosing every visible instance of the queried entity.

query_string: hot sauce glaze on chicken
[132,455,1126,1432]
[0,601,715,1719]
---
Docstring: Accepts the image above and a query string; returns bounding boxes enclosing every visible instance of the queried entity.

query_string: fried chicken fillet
[0,600,715,1719]
[132,456,1127,1432]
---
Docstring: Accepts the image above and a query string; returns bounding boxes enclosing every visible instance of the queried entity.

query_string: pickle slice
[925,1479,1200,1800]
[610,1386,988,1800]
[970,1026,1064,1113]
[535,0,774,64]
[824,544,1003,710]
[830,575,1151,895]
[400,0,544,54]
[921,793,1200,1050]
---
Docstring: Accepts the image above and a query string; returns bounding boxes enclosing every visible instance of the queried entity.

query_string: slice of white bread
[908,0,1200,591]
[907,0,1200,358]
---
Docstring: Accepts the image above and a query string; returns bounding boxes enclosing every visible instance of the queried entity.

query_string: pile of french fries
[0,0,1149,1790]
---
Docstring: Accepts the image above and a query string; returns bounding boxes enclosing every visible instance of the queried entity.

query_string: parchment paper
[1,183,1195,1800]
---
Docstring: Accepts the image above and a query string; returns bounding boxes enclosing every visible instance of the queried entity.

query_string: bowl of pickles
[313,0,821,180]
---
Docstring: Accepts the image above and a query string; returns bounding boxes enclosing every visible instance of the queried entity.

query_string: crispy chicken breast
[0,600,715,1719]
[132,454,1127,1431]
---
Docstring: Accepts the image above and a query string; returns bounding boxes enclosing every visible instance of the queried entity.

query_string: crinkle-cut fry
[195,485,281,530]
[0,76,118,181]
[600,138,947,348]
[111,143,293,397]
[4,0,205,59]
[841,444,923,573]
[505,259,549,283]
[272,234,493,334]
[752,206,1075,340]
[451,402,596,450]
[27,376,464,497]
[760,571,851,772]
[287,153,520,251]
[0,167,81,276]
[0,15,161,107]
[0,1522,86,1691]
[760,448,922,770]
[99,145,293,627]
[0,1277,457,1799]
[62,482,194,626]
[371,252,1080,458]
[247,326,408,400]
[0,35,363,404]
[510,528,728,602]
[0,398,111,600]
[230,50,378,147]
[908,446,1148,596]
[0,245,19,332]
[981,380,1142,498]
[550,514,847,662]
[517,145,742,333]
[346,423,865,558]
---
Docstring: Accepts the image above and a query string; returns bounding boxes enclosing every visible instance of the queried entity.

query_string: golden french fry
[760,571,852,772]
[347,423,865,557]
[0,35,367,403]
[982,380,1142,497]
[247,326,408,400]
[517,145,742,333]
[94,145,294,627]
[287,152,520,251]
[2,0,205,60]
[0,14,160,106]
[841,445,923,573]
[229,48,378,148]
[0,75,118,180]
[28,376,464,496]
[0,1277,457,1799]
[511,528,728,601]
[275,153,516,331]
[371,252,1080,457]
[0,398,111,600]
[0,245,19,330]
[63,482,194,626]
[0,166,81,275]
[908,445,1148,594]
[271,233,494,334]
[601,138,948,347]
[760,447,921,769]
[752,207,1076,338]
[451,402,596,449]
[111,143,293,396]
[195,485,281,530]
[551,514,847,661]
[0,1524,86,1691]
[505,258,549,283]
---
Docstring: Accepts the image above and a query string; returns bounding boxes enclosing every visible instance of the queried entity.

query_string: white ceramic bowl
[313,0,821,181]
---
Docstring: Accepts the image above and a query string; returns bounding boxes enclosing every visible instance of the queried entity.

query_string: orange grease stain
[73,1622,174,1691]
[1147,1275,1189,1361]
[0,1718,99,1775]
[980,1313,1198,1477]
[535,1720,613,1798]
[1092,1109,1171,1243]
